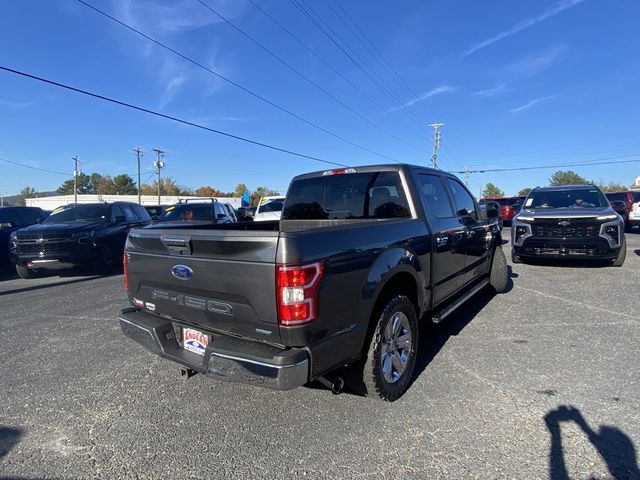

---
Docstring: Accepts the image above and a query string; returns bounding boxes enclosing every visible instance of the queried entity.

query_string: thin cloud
[503,45,567,79]
[391,85,455,111]
[0,100,35,108]
[464,0,585,56]
[509,94,560,114]
[474,83,511,98]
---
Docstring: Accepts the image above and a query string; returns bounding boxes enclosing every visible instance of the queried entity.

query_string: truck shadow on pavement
[0,426,22,461]
[0,269,121,297]
[544,405,640,480]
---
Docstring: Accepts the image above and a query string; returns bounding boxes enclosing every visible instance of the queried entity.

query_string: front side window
[445,178,478,220]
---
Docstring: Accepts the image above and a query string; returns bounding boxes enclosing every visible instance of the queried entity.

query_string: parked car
[0,206,47,271]
[480,196,523,225]
[511,185,626,266]
[143,205,166,221]
[236,206,256,222]
[629,192,640,230]
[605,191,640,232]
[253,195,285,222]
[479,199,503,230]
[156,199,236,224]
[10,202,151,278]
[119,164,507,401]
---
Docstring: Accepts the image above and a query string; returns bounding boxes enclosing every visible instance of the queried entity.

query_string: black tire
[95,245,115,274]
[490,246,509,293]
[612,236,626,267]
[624,219,632,233]
[346,295,418,402]
[16,264,37,279]
[511,249,522,264]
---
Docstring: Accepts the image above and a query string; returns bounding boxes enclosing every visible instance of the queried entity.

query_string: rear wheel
[490,246,509,293]
[95,245,115,274]
[16,264,38,279]
[346,295,418,402]
[511,249,522,264]
[612,236,626,267]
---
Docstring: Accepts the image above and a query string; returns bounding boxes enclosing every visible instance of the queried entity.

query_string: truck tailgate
[125,227,282,343]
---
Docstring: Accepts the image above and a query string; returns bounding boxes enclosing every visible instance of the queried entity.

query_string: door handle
[435,235,448,247]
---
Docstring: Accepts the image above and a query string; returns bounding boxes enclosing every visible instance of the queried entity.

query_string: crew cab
[157,199,236,224]
[511,185,626,266]
[10,202,151,278]
[119,165,508,401]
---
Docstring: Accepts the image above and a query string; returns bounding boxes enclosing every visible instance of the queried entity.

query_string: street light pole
[152,148,165,206]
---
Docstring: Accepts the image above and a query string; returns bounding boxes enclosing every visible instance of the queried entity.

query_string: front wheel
[511,249,522,264]
[490,246,509,293]
[346,295,419,402]
[16,264,38,279]
[612,237,626,267]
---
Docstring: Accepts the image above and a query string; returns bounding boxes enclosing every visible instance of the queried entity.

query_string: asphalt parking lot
[1,231,639,479]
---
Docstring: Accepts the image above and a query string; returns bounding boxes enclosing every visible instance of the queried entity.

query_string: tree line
[482,170,629,198]
[11,172,280,206]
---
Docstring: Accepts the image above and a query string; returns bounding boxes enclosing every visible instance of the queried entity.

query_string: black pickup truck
[119,164,508,401]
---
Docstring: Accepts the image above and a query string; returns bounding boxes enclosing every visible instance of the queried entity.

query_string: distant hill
[1,191,60,206]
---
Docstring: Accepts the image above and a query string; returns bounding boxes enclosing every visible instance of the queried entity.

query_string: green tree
[518,187,532,197]
[110,174,137,195]
[140,176,182,196]
[482,182,504,198]
[597,181,628,193]
[16,186,37,206]
[251,187,280,206]
[234,183,248,197]
[57,172,93,194]
[549,170,589,186]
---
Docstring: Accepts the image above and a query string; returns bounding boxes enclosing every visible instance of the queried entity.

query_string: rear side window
[17,208,43,225]
[132,204,151,221]
[283,171,410,220]
[445,178,478,220]
[605,192,626,203]
[418,174,454,218]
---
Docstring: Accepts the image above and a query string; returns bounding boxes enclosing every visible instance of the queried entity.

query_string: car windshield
[158,204,213,222]
[43,204,110,224]
[525,188,608,209]
[258,198,285,213]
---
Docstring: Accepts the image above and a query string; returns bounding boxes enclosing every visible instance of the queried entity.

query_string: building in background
[25,194,242,210]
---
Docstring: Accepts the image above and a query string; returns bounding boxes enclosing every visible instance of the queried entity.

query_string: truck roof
[291,163,446,182]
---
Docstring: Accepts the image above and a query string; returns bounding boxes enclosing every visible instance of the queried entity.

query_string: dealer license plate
[182,327,209,356]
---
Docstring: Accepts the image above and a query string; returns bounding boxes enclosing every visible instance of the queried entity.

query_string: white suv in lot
[253,196,285,222]
[630,195,640,230]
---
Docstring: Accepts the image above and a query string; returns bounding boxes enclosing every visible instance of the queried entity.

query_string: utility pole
[133,147,143,204]
[152,148,165,206]
[72,156,80,203]
[463,165,470,186]
[428,123,444,169]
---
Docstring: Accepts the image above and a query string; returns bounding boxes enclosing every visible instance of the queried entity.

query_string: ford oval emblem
[171,264,193,280]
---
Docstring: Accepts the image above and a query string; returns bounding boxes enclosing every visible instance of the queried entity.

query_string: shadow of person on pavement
[0,426,22,460]
[544,405,640,480]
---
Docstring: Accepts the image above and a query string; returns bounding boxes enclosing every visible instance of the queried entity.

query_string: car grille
[15,234,76,256]
[533,247,598,256]
[531,220,598,238]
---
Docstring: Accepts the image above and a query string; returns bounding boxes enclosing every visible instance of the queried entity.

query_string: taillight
[123,252,130,294]
[276,261,324,326]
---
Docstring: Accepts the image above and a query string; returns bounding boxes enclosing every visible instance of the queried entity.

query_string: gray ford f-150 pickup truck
[119,164,508,401]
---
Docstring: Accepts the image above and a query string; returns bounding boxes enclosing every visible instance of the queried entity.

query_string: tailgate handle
[161,235,192,255]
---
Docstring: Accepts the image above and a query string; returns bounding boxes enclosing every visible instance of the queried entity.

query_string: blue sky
[1,0,639,198]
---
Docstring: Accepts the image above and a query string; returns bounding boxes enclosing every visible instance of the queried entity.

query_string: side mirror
[113,215,126,224]
[486,206,500,220]
[0,222,13,230]
[217,213,226,219]
[611,200,625,209]
[511,203,521,213]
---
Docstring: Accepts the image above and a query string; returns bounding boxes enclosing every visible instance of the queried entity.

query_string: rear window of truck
[283,171,411,220]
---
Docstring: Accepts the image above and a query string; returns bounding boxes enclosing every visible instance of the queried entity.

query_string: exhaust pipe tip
[318,375,344,395]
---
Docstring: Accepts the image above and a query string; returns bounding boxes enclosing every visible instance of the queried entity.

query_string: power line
[0,65,347,167]
[246,0,428,145]
[196,0,426,154]
[452,156,640,174]
[76,0,396,163]
[0,157,69,176]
